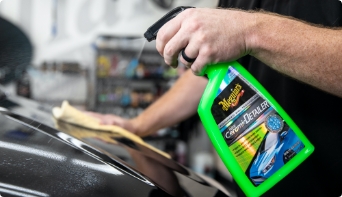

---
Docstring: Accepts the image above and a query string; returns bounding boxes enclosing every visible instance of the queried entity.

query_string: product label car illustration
[249,125,305,185]
[212,66,305,187]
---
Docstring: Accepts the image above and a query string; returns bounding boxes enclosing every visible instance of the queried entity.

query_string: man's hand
[84,111,139,134]
[156,8,255,75]
[157,7,342,97]
[84,111,126,125]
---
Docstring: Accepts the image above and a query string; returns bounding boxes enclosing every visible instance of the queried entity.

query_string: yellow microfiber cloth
[52,100,170,158]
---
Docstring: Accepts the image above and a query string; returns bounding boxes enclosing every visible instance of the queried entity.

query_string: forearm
[129,69,208,136]
[157,7,342,96]
[248,12,342,97]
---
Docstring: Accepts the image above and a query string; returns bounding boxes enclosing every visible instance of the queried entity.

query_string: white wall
[0,0,218,67]
[0,0,22,26]
[0,0,218,103]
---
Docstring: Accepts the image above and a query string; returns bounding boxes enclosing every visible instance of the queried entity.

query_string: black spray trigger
[144,6,195,42]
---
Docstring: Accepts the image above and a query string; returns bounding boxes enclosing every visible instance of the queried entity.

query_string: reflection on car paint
[0,96,230,197]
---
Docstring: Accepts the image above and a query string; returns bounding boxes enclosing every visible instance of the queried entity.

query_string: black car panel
[0,94,230,197]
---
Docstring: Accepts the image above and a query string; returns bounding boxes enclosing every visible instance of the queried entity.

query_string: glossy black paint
[0,94,230,197]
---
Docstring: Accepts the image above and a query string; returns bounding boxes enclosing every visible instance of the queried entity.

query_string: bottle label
[211,66,305,186]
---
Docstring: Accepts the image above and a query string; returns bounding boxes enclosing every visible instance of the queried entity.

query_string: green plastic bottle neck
[205,62,229,79]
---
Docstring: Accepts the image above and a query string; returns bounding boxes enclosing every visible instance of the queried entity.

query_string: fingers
[156,8,211,74]
[83,111,120,125]
[163,27,192,68]
[156,13,183,59]
[156,10,194,68]
[83,111,103,120]
[164,33,209,75]
[179,41,199,68]
[84,111,108,124]
[190,51,211,76]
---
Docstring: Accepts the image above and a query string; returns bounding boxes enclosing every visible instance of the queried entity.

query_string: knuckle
[201,45,213,57]
[184,15,201,31]
[188,21,200,32]
[157,28,167,42]
[164,45,175,57]
[197,32,208,44]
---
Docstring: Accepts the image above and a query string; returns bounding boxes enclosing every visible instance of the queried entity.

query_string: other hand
[84,111,137,133]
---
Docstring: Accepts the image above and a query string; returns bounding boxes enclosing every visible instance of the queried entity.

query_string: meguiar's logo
[218,83,244,111]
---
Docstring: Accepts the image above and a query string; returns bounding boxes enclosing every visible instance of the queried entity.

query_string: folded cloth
[52,101,170,158]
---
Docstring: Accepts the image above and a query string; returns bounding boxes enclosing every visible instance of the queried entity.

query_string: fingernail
[170,59,178,68]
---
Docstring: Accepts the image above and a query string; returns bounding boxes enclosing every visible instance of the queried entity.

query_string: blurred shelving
[90,36,178,117]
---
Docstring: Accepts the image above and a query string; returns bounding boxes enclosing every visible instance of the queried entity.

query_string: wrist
[246,11,290,57]
[243,11,260,57]
[127,116,144,136]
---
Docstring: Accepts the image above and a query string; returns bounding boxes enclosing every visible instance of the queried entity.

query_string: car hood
[0,94,230,197]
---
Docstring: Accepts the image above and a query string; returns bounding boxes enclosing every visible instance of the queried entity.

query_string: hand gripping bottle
[144,6,314,197]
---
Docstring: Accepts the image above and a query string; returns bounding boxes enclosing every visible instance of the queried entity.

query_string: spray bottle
[144,6,314,197]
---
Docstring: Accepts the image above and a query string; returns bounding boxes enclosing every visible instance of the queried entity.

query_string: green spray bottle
[145,6,314,197]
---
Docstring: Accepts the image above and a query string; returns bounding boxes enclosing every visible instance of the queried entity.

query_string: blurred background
[0,0,216,107]
[0,0,236,194]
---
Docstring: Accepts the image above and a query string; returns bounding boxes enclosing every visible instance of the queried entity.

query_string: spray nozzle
[144,6,194,42]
